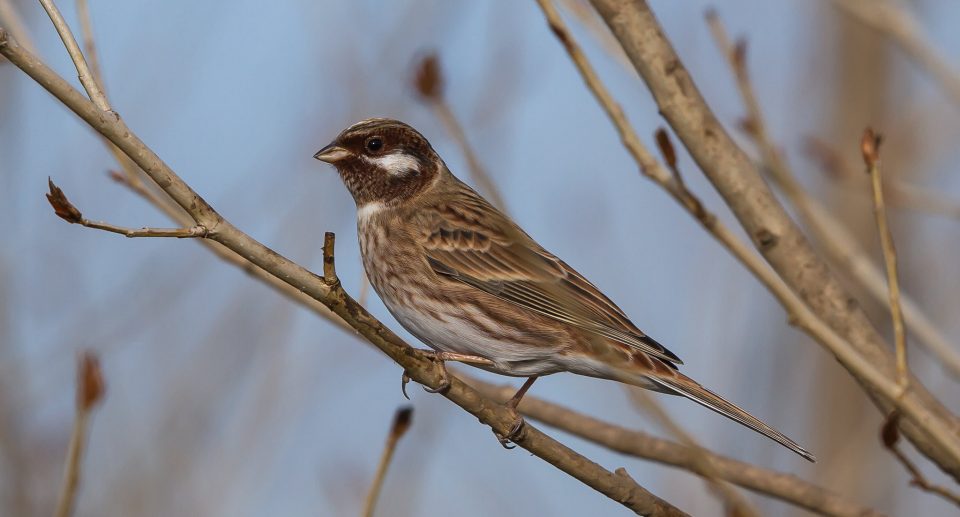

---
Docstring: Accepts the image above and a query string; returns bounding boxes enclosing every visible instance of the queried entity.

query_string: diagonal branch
[587,0,960,481]
[704,11,960,381]
[0,28,686,517]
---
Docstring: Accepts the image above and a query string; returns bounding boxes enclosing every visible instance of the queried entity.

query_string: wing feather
[417,184,682,365]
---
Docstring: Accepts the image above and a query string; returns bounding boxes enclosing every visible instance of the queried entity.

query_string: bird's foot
[494,408,526,449]
[401,350,493,397]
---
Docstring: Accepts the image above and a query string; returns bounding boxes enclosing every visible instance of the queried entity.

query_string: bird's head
[314,118,442,207]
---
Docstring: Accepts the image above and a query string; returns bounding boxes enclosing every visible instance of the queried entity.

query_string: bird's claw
[401,371,412,400]
[494,410,525,449]
[421,351,452,394]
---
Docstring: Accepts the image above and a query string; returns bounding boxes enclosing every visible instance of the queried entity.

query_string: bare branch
[862,129,909,389]
[46,178,206,238]
[363,406,414,517]
[54,351,105,517]
[705,9,960,380]
[588,0,960,480]
[0,30,686,516]
[37,0,110,110]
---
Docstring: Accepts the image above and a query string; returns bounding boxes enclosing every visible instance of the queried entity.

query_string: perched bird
[315,118,814,461]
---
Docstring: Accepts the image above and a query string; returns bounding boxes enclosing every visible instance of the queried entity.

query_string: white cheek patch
[363,153,421,176]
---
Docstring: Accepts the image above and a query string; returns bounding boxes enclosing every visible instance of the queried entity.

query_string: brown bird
[315,118,814,461]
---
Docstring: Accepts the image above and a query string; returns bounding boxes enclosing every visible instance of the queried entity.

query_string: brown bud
[46,178,83,223]
[77,351,105,411]
[861,128,882,169]
[390,406,414,440]
[880,410,900,449]
[413,53,444,102]
[654,128,677,170]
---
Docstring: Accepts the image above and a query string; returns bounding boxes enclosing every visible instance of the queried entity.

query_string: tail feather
[645,374,816,462]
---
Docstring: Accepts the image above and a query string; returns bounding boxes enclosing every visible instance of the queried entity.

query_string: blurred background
[2,0,960,515]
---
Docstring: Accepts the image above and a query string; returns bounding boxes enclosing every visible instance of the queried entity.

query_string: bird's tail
[627,372,816,462]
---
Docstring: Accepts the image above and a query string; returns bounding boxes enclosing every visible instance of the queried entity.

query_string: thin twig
[37,0,110,110]
[413,53,507,211]
[0,31,686,516]
[862,130,909,389]
[54,351,105,517]
[827,0,960,108]
[45,179,207,238]
[362,406,414,517]
[562,0,960,475]
[705,11,960,380]
[881,413,960,508]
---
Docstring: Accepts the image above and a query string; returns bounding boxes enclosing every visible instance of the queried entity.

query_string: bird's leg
[495,376,538,449]
[401,350,493,397]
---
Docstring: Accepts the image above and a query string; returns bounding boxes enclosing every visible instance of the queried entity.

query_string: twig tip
[46,178,83,223]
[391,406,414,439]
[861,128,883,168]
[77,350,105,411]
[413,52,444,102]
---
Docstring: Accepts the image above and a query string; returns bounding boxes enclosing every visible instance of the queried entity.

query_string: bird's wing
[416,187,682,365]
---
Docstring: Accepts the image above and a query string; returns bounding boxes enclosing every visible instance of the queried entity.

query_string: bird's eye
[365,137,384,152]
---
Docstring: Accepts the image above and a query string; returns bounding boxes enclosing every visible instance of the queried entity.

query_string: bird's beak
[313,143,352,164]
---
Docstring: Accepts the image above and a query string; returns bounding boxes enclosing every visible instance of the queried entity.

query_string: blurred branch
[54,351,105,517]
[363,406,413,517]
[804,137,960,220]
[75,0,103,92]
[0,29,687,517]
[861,130,909,389]
[37,0,110,110]
[472,379,886,517]
[413,53,507,211]
[881,413,960,508]
[705,12,960,381]
[827,0,960,108]
[587,0,960,480]
[0,0,36,55]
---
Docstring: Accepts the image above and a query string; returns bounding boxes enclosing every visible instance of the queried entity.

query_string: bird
[314,118,814,461]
